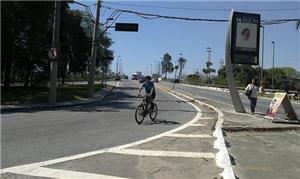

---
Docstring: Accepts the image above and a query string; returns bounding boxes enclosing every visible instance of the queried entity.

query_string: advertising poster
[265,93,286,118]
[236,23,257,49]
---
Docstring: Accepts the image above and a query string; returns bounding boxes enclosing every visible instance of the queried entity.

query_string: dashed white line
[107,148,215,159]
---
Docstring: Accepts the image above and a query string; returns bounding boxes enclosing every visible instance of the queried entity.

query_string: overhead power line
[103,1,300,12]
[103,6,300,25]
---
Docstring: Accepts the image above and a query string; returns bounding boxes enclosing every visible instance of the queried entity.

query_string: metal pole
[260,26,264,88]
[173,68,177,89]
[225,10,246,113]
[49,1,61,104]
[116,57,119,76]
[150,64,152,76]
[272,41,275,91]
[88,0,101,97]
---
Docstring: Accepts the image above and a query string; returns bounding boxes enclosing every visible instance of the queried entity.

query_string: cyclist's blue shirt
[143,82,154,94]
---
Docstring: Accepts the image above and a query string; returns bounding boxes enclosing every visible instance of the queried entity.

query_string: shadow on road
[141,119,181,125]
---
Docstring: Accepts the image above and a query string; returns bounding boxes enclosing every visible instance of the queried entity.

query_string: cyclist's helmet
[145,76,151,80]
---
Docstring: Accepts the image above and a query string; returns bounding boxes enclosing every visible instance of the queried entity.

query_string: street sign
[48,48,57,60]
[231,12,260,65]
[115,23,139,32]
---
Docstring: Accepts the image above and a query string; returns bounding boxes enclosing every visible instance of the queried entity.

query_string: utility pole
[48,1,61,104]
[271,41,275,91]
[88,0,101,97]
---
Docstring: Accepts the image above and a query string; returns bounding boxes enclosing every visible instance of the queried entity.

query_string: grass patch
[1,84,105,105]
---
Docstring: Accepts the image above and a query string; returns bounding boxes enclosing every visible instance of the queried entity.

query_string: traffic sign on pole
[115,23,139,32]
[48,48,57,60]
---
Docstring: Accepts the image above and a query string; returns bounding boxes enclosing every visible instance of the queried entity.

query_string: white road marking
[161,86,236,179]
[12,166,129,179]
[189,124,206,127]
[1,88,204,176]
[165,134,212,138]
[116,81,120,87]
[107,148,215,159]
[199,117,216,120]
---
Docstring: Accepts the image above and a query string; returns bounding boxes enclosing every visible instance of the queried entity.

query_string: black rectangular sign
[115,23,139,32]
[231,12,260,65]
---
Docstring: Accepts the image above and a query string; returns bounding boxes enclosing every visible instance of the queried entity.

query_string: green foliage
[177,57,187,80]
[185,72,202,85]
[161,53,174,79]
[1,1,113,87]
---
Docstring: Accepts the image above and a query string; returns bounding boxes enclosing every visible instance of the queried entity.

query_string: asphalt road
[163,82,300,119]
[1,80,197,169]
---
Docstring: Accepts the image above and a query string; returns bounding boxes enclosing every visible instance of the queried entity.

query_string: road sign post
[225,10,261,113]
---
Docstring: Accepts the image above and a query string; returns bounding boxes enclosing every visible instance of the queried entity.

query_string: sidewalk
[1,81,118,113]
[158,83,300,179]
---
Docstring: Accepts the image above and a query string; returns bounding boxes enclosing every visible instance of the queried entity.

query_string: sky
[70,1,300,77]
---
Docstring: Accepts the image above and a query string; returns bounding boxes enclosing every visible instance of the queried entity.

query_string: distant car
[124,75,129,79]
[114,76,121,81]
[139,76,145,83]
[174,79,180,83]
[131,74,138,80]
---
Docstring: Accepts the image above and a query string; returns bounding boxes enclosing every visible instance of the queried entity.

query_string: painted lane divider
[157,84,236,179]
[107,148,215,159]
[165,134,212,138]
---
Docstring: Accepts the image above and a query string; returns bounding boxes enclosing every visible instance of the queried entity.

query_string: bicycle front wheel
[149,103,158,121]
[135,104,145,124]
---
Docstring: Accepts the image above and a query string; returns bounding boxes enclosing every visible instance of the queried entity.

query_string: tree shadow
[141,119,181,125]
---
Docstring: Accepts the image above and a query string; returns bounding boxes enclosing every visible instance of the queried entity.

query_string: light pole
[178,53,183,80]
[154,60,157,74]
[116,56,120,76]
[150,64,152,76]
[271,41,275,91]
[206,47,212,79]
[206,47,211,62]
[260,25,265,88]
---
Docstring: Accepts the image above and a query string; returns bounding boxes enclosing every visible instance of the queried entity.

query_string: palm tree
[177,57,187,80]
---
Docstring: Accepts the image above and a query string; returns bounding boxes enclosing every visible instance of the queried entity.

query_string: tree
[177,57,187,80]
[161,53,174,79]
[202,61,216,83]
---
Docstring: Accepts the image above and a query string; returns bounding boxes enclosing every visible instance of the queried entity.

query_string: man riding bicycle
[137,76,156,108]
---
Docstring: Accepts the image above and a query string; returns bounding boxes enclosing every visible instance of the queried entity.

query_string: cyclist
[137,76,156,109]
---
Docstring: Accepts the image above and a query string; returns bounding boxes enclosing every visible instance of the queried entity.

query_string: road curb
[223,126,300,132]
[1,83,118,113]
[157,84,236,179]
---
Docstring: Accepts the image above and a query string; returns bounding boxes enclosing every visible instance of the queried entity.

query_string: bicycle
[135,95,158,124]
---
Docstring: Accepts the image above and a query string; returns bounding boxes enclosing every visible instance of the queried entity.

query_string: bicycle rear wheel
[149,103,158,121]
[135,104,146,124]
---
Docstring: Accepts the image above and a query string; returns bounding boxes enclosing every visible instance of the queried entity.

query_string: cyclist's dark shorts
[146,93,155,103]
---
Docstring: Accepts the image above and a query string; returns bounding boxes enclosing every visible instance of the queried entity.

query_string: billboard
[231,12,260,65]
